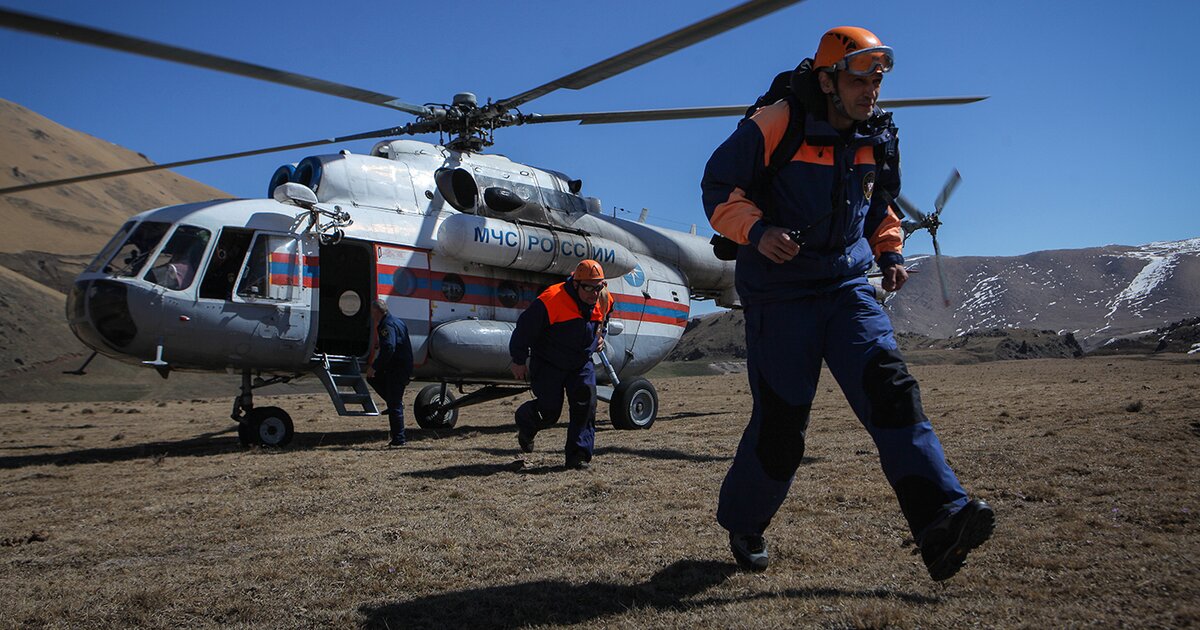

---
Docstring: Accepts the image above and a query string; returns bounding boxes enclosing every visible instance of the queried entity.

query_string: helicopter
[0,0,982,447]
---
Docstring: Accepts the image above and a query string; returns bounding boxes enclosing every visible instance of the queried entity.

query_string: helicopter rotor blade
[893,193,929,224]
[525,106,749,125]
[933,169,962,216]
[878,96,988,109]
[931,233,952,308]
[0,7,432,117]
[0,125,417,197]
[497,0,805,111]
[523,96,989,126]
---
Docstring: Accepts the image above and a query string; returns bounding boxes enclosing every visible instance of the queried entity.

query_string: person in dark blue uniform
[701,27,993,580]
[366,298,413,447]
[509,260,613,470]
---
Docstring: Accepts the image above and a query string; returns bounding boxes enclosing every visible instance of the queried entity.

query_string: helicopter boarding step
[312,354,380,417]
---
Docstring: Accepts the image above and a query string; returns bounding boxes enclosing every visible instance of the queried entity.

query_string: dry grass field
[1,355,1197,629]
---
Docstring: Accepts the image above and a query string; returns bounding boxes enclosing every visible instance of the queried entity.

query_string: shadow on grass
[655,410,729,422]
[595,444,730,463]
[401,461,528,479]
[691,585,941,608]
[0,423,510,469]
[358,559,939,629]
[358,559,736,629]
[0,427,244,469]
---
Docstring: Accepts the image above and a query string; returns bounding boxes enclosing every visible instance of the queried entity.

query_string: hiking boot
[517,431,535,454]
[920,499,995,581]
[388,436,407,447]
[729,532,769,572]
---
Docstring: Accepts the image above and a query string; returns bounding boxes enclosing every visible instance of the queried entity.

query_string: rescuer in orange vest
[509,259,613,469]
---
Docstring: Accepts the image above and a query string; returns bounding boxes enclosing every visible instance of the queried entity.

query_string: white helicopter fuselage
[66,139,736,386]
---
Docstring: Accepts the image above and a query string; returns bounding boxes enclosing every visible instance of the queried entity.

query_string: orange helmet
[813,26,894,76]
[572,259,605,281]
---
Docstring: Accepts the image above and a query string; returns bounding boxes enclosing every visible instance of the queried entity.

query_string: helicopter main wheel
[236,420,256,446]
[242,406,295,447]
[414,385,458,430]
[609,378,658,430]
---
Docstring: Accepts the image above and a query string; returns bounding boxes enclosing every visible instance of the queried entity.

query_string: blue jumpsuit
[368,312,413,444]
[509,281,610,464]
[702,97,969,543]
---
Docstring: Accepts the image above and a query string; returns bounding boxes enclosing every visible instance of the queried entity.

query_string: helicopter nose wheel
[237,406,295,447]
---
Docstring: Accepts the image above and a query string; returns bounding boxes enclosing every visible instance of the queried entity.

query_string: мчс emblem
[862,171,876,200]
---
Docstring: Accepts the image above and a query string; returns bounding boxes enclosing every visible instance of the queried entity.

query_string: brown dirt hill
[0,264,74,372]
[0,98,228,255]
[0,98,231,393]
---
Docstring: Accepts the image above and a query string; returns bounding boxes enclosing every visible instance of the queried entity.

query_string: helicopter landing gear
[609,377,658,430]
[232,369,296,447]
[241,406,295,447]
[414,383,459,430]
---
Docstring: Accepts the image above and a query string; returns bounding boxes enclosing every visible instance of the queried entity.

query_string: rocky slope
[889,239,1200,350]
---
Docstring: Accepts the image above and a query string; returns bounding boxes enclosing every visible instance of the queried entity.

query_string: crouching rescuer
[509,260,613,470]
[700,26,993,580]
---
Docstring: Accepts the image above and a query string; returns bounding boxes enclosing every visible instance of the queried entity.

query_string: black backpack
[710,64,900,261]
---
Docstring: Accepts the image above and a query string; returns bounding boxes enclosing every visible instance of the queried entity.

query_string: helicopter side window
[85,221,134,273]
[199,228,253,300]
[235,234,303,302]
[144,225,212,291]
[236,237,270,300]
[106,221,171,278]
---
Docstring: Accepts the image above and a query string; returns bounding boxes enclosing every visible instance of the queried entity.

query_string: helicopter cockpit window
[106,221,171,278]
[235,234,303,302]
[86,221,134,273]
[144,225,212,291]
[199,228,253,300]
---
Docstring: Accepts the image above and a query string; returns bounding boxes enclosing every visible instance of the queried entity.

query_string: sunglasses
[577,281,607,293]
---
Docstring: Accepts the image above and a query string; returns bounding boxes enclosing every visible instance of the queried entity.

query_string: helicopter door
[228,232,314,366]
[316,239,374,357]
[374,245,431,364]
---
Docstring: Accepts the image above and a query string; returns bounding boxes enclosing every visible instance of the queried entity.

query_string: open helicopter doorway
[316,240,373,357]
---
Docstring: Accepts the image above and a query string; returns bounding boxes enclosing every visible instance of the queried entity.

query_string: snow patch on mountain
[1104,238,1200,319]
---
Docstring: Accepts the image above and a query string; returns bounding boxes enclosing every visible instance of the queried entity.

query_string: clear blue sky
[1,0,1197,259]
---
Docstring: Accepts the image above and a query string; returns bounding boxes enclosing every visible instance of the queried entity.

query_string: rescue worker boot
[517,430,535,453]
[919,499,994,581]
[729,532,769,572]
[565,451,590,470]
[387,415,407,447]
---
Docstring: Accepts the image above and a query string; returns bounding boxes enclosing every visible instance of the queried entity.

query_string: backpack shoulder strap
[751,93,807,223]
[870,111,902,215]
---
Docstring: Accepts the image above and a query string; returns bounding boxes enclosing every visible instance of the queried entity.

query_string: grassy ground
[1,355,1197,628]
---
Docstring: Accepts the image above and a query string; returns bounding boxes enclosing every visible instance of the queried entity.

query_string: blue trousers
[368,373,408,441]
[515,357,596,462]
[717,279,968,540]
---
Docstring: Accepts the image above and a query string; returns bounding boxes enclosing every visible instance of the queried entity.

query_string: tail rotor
[895,169,961,308]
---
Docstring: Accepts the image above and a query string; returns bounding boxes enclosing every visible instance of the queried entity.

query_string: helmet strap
[823,70,851,119]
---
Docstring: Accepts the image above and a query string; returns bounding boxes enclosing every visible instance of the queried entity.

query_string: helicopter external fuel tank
[434,213,637,277]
